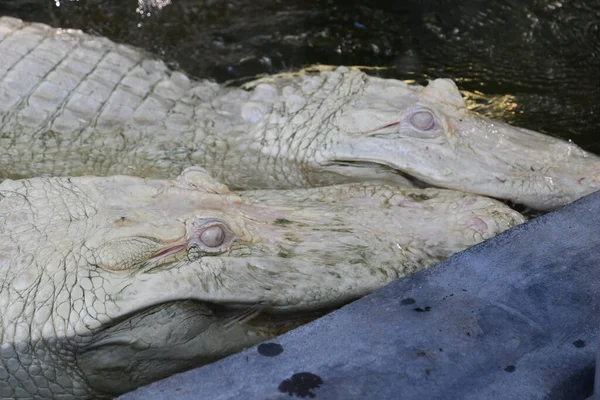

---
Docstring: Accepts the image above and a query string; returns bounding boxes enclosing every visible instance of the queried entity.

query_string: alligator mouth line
[498,200,544,219]
[327,159,432,188]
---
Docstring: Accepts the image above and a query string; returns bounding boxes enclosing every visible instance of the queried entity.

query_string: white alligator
[0,17,598,210]
[0,168,524,398]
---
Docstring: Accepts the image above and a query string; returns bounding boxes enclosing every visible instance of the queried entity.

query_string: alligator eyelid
[141,244,188,272]
[192,217,225,228]
[378,121,402,130]
[151,243,187,259]
[360,121,402,135]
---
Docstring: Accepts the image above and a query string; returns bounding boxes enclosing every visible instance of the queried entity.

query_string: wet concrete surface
[119,191,600,399]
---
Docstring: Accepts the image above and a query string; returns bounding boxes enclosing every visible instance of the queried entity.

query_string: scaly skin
[0,168,525,399]
[1,16,598,210]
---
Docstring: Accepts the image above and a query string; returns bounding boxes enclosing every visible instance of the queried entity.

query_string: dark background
[2,0,599,153]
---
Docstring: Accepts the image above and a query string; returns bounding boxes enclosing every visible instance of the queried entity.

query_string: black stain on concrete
[414,306,432,312]
[278,372,323,398]
[400,297,416,305]
[257,342,284,357]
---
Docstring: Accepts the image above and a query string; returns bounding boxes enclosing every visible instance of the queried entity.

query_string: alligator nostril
[462,198,477,206]
[580,172,600,188]
[468,217,488,233]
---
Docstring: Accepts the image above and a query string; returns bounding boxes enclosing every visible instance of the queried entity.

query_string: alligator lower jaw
[328,160,545,218]
[97,299,341,339]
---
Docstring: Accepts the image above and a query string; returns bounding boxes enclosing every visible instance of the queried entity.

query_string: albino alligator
[1,16,599,211]
[0,167,524,399]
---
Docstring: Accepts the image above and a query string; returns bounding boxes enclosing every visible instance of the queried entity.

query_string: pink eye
[199,225,226,247]
[410,110,435,131]
[189,218,234,253]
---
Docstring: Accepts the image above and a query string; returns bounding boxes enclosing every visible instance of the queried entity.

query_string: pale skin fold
[0,16,599,211]
[0,167,525,399]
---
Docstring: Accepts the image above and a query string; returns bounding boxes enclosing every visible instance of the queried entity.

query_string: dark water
[2,0,599,154]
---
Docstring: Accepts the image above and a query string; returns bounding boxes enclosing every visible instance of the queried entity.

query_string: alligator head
[250,68,600,211]
[0,168,523,398]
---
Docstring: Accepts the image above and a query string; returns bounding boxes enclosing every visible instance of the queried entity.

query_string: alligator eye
[199,225,226,247]
[189,218,234,253]
[409,110,435,131]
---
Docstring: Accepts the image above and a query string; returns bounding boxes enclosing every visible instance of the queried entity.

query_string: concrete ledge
[119,191,600,400]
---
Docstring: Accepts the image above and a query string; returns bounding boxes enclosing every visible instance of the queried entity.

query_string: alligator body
[0,168,524,399]
[1,16,598,210]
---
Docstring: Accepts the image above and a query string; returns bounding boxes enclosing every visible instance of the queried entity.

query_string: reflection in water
[463,91,519,124]
[0,0,598,153]
[137,0,172,14]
